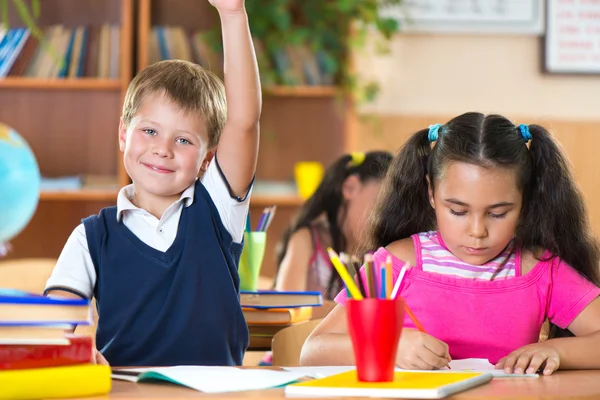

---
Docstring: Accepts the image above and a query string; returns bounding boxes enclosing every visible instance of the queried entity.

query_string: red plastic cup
[346,297,404,382]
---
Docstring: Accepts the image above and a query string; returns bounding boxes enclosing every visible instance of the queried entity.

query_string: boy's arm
[209,0,261,197]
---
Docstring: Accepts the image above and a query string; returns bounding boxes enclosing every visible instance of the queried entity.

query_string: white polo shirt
[45,160,251,299]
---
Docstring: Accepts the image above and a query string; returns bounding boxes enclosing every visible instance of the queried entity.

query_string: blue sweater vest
[83,180,249,366]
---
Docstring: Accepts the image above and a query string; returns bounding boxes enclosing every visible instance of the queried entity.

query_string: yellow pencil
[327,248,364,300]
[385,255,392,299]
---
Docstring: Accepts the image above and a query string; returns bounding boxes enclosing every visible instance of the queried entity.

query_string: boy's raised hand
[208,0,245,13]
[395,328,451,370]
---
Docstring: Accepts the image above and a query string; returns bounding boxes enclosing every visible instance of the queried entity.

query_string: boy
[44,0,260,367]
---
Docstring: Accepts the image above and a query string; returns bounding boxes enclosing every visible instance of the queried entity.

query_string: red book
[0,335,93,370]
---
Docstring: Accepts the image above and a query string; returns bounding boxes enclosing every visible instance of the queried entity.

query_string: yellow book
[0,364,111,399]
[284,370,492,399]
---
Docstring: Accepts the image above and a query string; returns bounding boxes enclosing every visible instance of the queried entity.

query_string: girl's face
[342,176,383,247]
[428,162,522,265]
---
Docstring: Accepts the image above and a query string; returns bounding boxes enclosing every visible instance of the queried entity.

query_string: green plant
[209,0,403,103]
[0,0,62,65]
[1,0,42,39]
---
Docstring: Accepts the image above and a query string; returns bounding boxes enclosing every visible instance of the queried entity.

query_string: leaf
[245,0,402,101]
[12,0,60,68]
[32,0,40,19]
[1,0,8,29]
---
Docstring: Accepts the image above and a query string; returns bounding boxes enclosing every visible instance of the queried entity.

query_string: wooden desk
[95,370,600,399]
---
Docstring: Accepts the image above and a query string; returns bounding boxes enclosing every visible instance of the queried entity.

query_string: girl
[274,151,392,300]
[300,112,600,376]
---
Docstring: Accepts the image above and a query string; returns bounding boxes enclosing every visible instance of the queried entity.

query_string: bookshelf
[136,0,354,278]
[1,0,133,259]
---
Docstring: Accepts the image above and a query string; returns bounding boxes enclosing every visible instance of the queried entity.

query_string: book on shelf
[146,25,334,86]
[240,290,322,309]
[0,324,73,345]
[252,180,298,197]
[242,306,312,325]
[40,175,83,191]
[0,363,111,399]
[0,24,120,79]
[0,289,91,325]
[0,334,93,370]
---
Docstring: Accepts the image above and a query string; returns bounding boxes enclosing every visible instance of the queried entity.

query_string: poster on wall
[380,0,544,35]
[545,0,600,74]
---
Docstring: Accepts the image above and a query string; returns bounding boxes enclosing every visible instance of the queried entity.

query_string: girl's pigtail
[368,129,435,250]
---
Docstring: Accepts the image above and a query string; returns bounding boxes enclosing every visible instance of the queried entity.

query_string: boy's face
[119,92,213,201]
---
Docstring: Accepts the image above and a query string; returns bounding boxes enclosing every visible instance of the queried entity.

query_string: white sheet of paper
[282,366,356,378]
[448,358,539,378]
[113,366,308,393]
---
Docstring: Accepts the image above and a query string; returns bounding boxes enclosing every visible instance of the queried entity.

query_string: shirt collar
[116,180,197,221]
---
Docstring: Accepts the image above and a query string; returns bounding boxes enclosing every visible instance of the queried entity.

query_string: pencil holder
[238,231,267,291]
[347,298,404,382]
[294,161,324,200]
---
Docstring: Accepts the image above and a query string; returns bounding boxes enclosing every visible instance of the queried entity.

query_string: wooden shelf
[263,86,337,97]
[250,194,304,207]
[0,78,123,90]
[40,188,118,201]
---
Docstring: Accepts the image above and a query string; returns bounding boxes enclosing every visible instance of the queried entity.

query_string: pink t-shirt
[335,233,600,363]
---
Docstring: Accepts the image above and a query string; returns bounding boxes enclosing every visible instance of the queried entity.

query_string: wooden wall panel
[257,97,347,181]
[5,201,114,260]
[5,0,123,27]
[0,90,120,178]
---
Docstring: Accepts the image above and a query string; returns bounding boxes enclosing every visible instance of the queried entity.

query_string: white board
[381,0,544,35]
[545,0,600,74]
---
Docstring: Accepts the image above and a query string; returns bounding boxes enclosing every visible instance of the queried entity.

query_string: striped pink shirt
[419,231,518,280]
[335,231,600,363]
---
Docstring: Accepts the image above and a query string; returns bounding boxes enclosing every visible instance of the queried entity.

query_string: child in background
[275,151,392,300]
[300,112,600,376]
[44,0,261,367]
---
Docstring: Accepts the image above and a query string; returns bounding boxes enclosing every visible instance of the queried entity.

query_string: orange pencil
[385,255,392,298]
[403,303,426,333]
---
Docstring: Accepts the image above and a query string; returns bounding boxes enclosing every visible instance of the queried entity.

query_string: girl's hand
[395,328,451,370]
[208,0,245,13]
[94,349,109,366]
[495,343,560,376]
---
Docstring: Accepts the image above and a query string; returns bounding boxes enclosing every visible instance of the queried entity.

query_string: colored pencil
[327,248,363,300]
[391,262,409,299]
[385,255,392,298]
[364,253,375,298]
[350,256,367,298]
[380,264,387,299]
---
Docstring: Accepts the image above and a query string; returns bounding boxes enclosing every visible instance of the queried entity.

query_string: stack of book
[241,290,323,350]
[0,289,111,399]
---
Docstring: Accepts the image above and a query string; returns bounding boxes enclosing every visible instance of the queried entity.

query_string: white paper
[448,358,539,378]
[282,366,356,378]
[112,366,308,393]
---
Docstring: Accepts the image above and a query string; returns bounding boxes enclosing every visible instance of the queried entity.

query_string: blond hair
[122,60,226,148]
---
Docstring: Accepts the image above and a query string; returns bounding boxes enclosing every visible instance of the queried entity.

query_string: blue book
[0,289,91,326]
[240,290,323,309]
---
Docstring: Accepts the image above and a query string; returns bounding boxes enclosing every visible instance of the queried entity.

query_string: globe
[0,122,41,250]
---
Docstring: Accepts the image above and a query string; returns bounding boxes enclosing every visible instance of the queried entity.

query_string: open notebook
[284,370,492,399]
[111,366,307,393]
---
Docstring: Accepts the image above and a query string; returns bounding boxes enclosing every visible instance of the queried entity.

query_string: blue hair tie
[428,124,442,142]
[519,124,532,143]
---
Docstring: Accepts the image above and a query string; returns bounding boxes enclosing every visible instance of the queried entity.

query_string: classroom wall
[352,33,600,235]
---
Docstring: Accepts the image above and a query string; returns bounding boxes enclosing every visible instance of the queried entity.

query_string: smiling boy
[44,0,260,367]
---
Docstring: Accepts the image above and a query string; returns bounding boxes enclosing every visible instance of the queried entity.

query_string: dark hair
[276,151,393,299]
[369,112,600,338]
